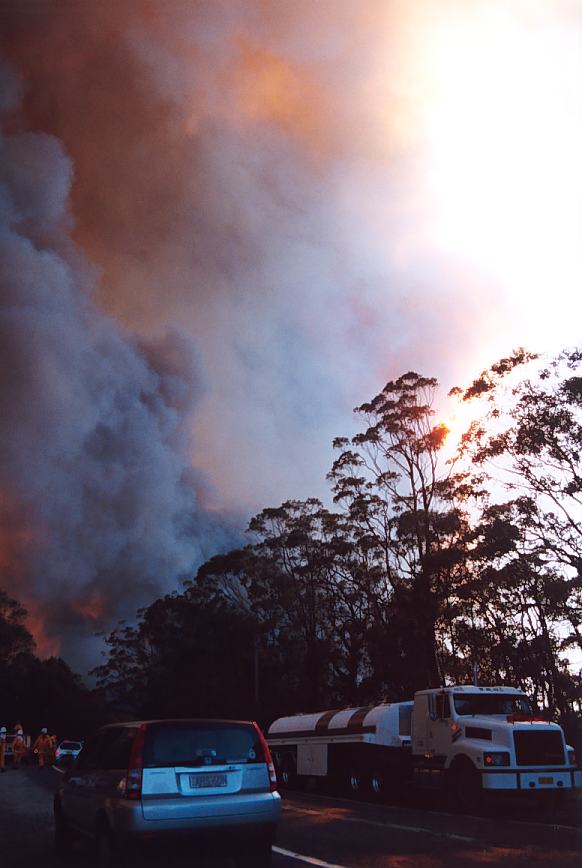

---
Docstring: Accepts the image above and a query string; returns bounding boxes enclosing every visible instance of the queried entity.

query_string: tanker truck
[267,684,582,806]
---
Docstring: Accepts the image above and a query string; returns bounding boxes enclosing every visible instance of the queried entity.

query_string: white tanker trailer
[267,685,582,806]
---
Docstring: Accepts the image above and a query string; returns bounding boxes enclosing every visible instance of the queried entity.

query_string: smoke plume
[0,50,237,668]
[1,1,580,665]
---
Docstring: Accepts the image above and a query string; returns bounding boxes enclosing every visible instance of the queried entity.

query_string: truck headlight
[483,751,510,767]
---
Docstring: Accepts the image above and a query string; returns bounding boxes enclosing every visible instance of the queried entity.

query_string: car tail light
[125,724,147,800]
[55,749,61,758]
[252,722,277,792]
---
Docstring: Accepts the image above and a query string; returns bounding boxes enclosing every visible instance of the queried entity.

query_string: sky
[0,0,581,670]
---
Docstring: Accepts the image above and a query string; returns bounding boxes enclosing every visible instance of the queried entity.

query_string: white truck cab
[413,685,581,797]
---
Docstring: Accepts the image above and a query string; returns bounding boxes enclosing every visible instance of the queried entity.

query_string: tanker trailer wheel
[280,754,297,791]
[368,768,387,801]
[449,758,482,812]
[347,768,362,797]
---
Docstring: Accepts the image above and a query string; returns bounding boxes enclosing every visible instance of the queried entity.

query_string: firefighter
[12,729,27,769]
[32,728,52,770]
[0,726,6,773]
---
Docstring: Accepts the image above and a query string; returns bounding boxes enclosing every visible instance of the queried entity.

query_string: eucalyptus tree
[247,499,386,708]
[327,372,463,689]
[457,348,582,715]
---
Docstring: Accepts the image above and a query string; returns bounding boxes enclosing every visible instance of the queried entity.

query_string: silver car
[54,719,281,867]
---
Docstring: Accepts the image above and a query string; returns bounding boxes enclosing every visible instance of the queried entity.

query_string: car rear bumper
[112,791,282,837]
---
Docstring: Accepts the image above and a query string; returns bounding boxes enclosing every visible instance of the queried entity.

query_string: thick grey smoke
[0,60,238,669]
[0,1,508,516]
[2,1,571,664]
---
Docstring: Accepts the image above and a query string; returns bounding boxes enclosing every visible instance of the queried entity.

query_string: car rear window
[60,742,81,750]
[144,723,265,768]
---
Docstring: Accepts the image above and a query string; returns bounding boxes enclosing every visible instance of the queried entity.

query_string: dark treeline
[92,348,582,745]
[0,590,107,736]
[3,349,582,747]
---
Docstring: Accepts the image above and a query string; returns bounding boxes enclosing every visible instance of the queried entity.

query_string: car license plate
[538,776,554,785]
[189,773,227,788]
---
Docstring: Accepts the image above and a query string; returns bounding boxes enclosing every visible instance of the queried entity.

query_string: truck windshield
[453,694,533,716]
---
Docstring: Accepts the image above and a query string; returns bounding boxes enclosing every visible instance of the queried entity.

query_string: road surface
[0,766,580,867]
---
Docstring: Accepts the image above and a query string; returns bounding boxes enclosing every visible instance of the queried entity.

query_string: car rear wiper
[144,757,228,768]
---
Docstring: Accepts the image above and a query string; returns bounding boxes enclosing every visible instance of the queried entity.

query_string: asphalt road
[0,766,580,867]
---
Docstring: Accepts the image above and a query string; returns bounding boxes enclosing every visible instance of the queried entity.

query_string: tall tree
[328,373,454,689]
[248,499,358,709]
[458,348,582,716]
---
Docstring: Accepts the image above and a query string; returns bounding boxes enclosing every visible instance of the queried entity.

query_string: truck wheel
[347,769,362,796]
[280,756,297,790]
[449,760,481,812]
[369,768,386,801]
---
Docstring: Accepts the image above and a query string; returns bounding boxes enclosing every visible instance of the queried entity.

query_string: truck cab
[412,685,581,799]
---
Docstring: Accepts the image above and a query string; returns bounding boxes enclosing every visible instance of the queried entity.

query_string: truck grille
[513,730,565,766]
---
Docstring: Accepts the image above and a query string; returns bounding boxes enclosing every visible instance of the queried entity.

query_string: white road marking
[273,846,350,867]
[52,764,66,774]
[284,804,477,843]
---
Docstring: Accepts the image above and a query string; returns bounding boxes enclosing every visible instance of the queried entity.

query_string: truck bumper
[482,769,582,791]
[482,772,518,790]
